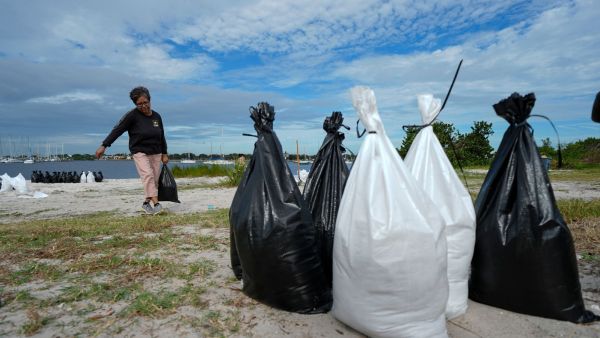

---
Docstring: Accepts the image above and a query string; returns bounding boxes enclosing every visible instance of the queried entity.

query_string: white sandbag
[0,173,12,192]
[86,171,95,184]
[293,169,310,183]
[299,169,309,182]
[80,172,87,183]
[332,87,449,338]
[12,173,29,194]
[404,94,476,319]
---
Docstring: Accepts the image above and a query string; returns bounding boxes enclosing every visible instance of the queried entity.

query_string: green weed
[172,164,230,178]
[20,308,50,336]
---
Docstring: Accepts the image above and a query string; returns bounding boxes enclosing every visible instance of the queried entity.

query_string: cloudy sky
[0,0,598,156]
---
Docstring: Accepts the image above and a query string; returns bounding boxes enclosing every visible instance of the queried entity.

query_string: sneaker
[141,201,153,214]
[152,203,163,215]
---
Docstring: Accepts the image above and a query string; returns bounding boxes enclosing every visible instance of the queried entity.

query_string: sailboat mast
[296,140,300,179]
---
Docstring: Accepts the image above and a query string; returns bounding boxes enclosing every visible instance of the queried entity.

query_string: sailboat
[180,142,196,164]
[24,138,34,164]
[181,155,196,164]
[204,131,233,165]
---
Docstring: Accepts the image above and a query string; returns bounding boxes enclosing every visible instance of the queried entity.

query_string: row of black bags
[30,170,103,183]
[228,94,599,324]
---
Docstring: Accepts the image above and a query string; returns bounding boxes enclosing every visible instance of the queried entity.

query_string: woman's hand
[161,154,169,164]
[95,146,106,159]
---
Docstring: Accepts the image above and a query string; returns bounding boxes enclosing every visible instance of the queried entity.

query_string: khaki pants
[133,152,162,199]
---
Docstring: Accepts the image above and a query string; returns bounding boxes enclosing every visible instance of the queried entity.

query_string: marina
[0,159,313,180]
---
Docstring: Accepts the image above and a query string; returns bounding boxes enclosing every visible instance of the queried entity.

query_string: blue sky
[0,0,598,156]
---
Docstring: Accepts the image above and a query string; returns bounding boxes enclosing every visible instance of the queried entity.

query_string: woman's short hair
[129,86,151,104]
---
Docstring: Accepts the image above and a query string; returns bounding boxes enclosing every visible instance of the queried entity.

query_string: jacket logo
[152,120,160,127]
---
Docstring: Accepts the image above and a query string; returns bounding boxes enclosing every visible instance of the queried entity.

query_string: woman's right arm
[97,110,134,158]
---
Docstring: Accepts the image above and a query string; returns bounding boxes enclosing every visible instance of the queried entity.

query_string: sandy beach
[0,177,599,337]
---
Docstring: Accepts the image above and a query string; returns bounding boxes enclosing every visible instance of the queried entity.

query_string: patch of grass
[20,308,50,336]
[221,160,247,187]
[0,210,229,263]
[69,255,173,279]
[202,309,243,337]
[69,254,128,274]
[179,284,209,308]
[557,199,600,223]
[6,262,64,285]
[569,217,600,257]
[172,164,230,178]
[193,209,229,229]
[549,167,600,182]
[14,290,35,303]
[180,259,217,281]
[579,252,600,262]
[51,283,141,305]
[96,233,175,252]
[136,233,176,249]
[189,234,222,251]
[123,290,182,317]
[179,182,221,191]
[25,208,59,216]
[1,289,36,308]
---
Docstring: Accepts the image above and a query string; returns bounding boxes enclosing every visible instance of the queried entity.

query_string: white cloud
[27,92,104,104]
[172,0,548,55]
[1,2,220,82]
[133,44,218,81]
[1,0,597,155]
[329,0,600,122]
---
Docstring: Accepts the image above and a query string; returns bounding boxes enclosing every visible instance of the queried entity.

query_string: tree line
[398,121,495,167]
[397,121,599,169]
[71,125,598,169]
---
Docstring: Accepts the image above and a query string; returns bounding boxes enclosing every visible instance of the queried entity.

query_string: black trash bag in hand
[158,164,180,203]
[229,102,332,314]
[469,93,599,323]
[302,111,350,287]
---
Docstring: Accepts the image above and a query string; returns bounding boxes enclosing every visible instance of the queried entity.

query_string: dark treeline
[71,127,598,169]
[538,137,600,168]
[398,121,495,167]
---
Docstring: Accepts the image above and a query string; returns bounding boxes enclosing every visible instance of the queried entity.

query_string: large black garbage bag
[229,102,332,314]
[302,111,349,287]
[158,164,180,203]
[469,92,599,323]
[593,91,600,123]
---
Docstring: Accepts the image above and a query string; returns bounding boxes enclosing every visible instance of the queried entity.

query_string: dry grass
[569,217,600,257]
[0,195,598,336]
[0,209,249,337]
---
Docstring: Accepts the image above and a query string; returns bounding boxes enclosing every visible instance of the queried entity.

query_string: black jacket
[102,109,168,155]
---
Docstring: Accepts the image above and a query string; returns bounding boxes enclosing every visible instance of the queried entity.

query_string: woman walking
[96,86,169,214]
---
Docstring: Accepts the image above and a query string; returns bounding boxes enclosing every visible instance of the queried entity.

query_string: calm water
[0,160,313,180]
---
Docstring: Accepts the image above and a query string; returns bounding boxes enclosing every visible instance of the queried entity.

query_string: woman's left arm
[160,114,169,164]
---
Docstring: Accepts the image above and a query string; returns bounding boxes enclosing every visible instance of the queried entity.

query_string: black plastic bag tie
[529,114,563,169]
[402,59,463,132]
[356,119,367,138]
[400,59,469,187]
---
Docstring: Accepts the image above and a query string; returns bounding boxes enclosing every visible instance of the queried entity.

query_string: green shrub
[223,160,247,187]
[171,164,230,178]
